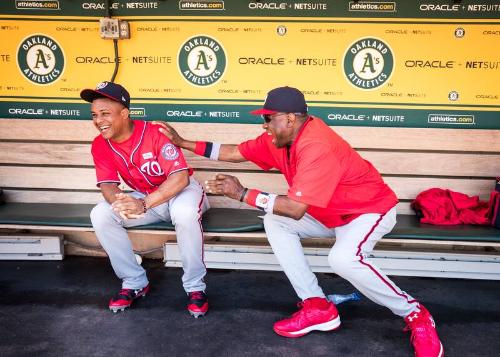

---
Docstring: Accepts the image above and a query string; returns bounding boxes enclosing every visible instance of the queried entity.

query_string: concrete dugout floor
[1,256,499,357]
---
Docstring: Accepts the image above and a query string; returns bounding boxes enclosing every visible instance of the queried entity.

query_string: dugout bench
[1,119,499,279]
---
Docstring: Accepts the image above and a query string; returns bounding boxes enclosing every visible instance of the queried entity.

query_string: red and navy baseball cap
[250,86,308,115]
[80,81,130,108]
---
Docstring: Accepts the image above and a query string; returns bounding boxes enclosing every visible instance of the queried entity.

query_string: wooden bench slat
[362,151,500,177]
[384,176,494,201]
[1,166,495,201]
[1,142,499,177]
[2,119,500,152]
[0,119,95,141]
[0,142,262,170]
[0,166,97,190]
[3,189,102,204]
[0,166,288,193]
[339,127,500,152]
[0,142,92,166]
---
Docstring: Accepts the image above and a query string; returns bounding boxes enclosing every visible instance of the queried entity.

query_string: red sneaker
[273,297,341,338]
[187,291,209,318]
[108,284,150,313]
[404,306,444,357]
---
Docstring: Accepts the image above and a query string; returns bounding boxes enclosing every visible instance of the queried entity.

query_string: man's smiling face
[91,98,131,142]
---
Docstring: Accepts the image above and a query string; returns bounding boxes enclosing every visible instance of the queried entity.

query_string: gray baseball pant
[263,207,419,317]
[90,177,209,292]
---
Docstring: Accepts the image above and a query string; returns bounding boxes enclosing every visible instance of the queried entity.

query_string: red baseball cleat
[273,297,341,338]
[187,291,209,318]
[404,305,444,357]
[108,284,150,313]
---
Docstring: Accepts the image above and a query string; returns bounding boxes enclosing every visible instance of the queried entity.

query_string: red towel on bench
[411,188,490,225]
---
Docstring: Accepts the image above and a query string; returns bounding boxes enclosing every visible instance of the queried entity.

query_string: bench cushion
[0,203,499,242]
[388,214,500,242]
[0,203,264,233]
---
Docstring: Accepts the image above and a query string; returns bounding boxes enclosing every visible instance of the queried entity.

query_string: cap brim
[249,108,278,115]
[80,89,124,106]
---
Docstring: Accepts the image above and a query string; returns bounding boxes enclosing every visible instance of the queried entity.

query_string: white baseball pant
[263,207,419,317]
[90,177,209,292]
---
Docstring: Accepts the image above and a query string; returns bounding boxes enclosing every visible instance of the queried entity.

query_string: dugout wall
[0,0,499,128]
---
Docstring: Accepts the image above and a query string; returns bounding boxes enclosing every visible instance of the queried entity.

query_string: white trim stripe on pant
[355,212,419,310]
[264,207,419,317]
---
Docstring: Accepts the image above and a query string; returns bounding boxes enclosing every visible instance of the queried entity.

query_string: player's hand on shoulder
[152,121,184,147]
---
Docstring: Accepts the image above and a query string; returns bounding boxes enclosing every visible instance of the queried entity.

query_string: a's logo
[161,143,180,160]
[178,35,226,87]
[343,37,393,90]
[448,91,459,101]
[454,27,465,38]
[17,34,65,85]
[277,25,287,36]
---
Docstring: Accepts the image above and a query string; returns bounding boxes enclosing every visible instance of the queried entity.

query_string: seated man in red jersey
[80,81,209,317]
[157,86,443,357]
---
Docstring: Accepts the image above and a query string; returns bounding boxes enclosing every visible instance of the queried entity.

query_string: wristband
[194,141,221,160]
[245,189,260,207]
[239,187,248,202]
[244,189,277,214]
[194,141,207,156]
[139,198,147,214]
[264,193,277,214]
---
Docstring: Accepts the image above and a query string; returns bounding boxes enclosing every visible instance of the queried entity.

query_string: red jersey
[238,117,398,228]
[91,120,191,194]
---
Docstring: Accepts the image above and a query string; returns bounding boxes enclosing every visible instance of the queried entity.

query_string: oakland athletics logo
[343,37,393,90]
[17,34,65,85]
[178,35,226,87]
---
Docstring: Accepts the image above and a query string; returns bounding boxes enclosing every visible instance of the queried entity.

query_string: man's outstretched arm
[154,122,247,163]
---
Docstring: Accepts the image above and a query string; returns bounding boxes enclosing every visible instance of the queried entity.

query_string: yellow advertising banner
[0,13,499,127]
[2,19,499,103]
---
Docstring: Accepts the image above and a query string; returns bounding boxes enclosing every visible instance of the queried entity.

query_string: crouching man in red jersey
[81,81,209,317]
[157,86,444,356]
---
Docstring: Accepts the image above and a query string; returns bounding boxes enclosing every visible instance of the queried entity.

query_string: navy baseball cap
[80,81,130,108]
[250,86,308,115]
